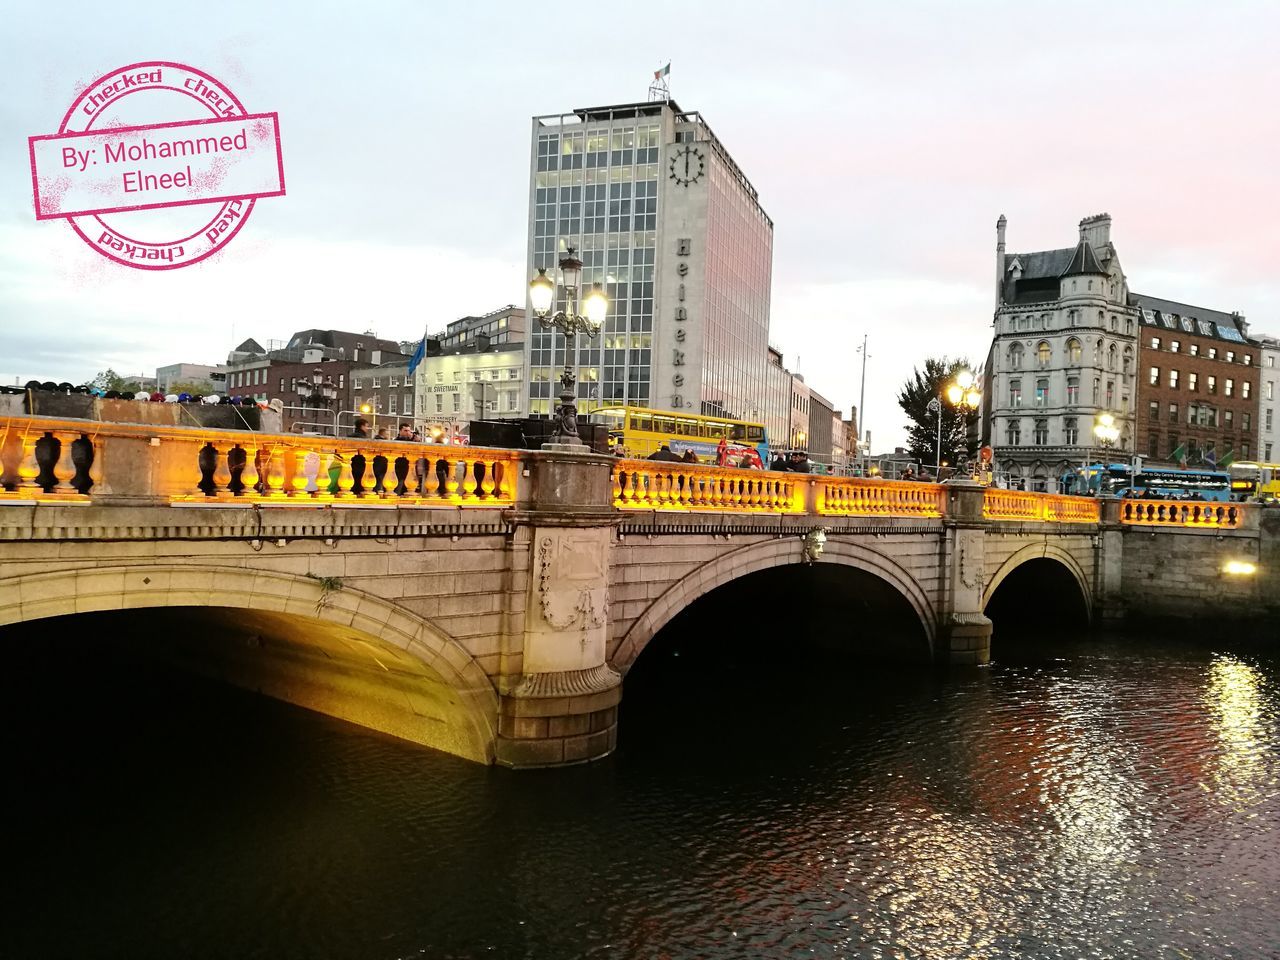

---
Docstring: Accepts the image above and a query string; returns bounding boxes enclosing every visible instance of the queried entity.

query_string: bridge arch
[983,541,1093,617]
[612,535,938,675]
[0,564,498,763]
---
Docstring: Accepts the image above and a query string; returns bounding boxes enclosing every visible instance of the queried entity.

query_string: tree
[83,369,143,393]
[897,356,979,469]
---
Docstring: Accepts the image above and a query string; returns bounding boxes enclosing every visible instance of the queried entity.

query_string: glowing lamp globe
[529,269,555,316]
[583,286,608,325]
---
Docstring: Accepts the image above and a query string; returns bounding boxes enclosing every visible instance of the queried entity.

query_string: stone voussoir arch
[611,535,938,676]
[982,541,1094,615]
[0,562,499,761]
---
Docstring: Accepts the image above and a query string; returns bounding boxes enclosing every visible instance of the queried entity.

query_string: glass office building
[525,100,773,420]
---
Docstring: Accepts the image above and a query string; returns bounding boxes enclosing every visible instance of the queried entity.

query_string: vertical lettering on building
[673,238,692,407]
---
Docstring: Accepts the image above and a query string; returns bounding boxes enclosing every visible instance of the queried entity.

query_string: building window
[1007,343,1024,370]
[1188,372,1198,392]
[1242,441,1251,459]
[1242,381,1250,400]
[1168,402,1178,423]
[453,371,461,382]
[388,395,397,414]
[1033,419,1048,444]
[1225,378,1234,397]
[1207,375,1216,394]
[1225,410,1234,429]
[1009,379,1021,407]
[1006,419,1021,445]
[1169,370,1179,389]
[388,376,398,387]
[1035,378,1049,406]
[1267,443,1274,460]
[1149,366,1160,386]
[1067,338,1082,363]
[1148,431,1160,457]
[1267,381,1274,401]
[1267,409,1274,431]
[1107,343,1117,370]
[1244,412,1252,431]
[279,378,285,393]
[1093,378,1100,404]
[1170,340,1180,353]
[1065,418,1079,444]
[1227,351,1235,364]
[1148,400,1159,421]
[1168,434,1180,459]
[1189,344,1198,357]
[1106,381,1114,409]
[452,394,461,412]
[1208,347,1217,360]
[1150,337,1161,350]
[1244,354,1253,366]
[435,394,443,413]
[1067,377,1079,405]
[1122,346,1133,374]
[352,378,362,390]
[436,372,443,383]
[372,378,381,388]
[1036,341,1051,367]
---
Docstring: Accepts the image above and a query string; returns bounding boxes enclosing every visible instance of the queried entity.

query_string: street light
[529,247,607,447]
[297,368,338,408]
[1092,412,1121,494]
[929,368,981,475]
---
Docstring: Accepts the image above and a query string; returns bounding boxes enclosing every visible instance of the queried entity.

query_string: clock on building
[668,145,705,187]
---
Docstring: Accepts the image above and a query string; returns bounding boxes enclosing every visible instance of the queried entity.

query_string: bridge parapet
[0,415,520,508]
[1119,498,1245,530]
[983,488,1100,523]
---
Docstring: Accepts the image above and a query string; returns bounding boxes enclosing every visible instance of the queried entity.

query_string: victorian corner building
[524,99,773,423]
[983,213,1260,492]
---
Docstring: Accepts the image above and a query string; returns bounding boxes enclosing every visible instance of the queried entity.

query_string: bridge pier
[941,481,992,666]
[495,450,623,768]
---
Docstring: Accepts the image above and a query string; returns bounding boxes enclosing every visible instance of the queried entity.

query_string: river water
[3,625,1278,959]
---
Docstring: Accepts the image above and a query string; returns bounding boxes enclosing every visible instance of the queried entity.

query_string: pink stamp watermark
[28,60,285,269]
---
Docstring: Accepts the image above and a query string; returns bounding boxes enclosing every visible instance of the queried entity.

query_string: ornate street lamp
[529,247,607,447]
[930,368,981,474]
[297,368,338,409]
[1092,412,1121,494]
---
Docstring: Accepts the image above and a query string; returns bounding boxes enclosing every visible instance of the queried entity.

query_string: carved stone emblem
[538,533,608,630]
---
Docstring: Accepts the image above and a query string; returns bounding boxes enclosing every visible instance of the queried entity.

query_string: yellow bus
[590,405,769,465]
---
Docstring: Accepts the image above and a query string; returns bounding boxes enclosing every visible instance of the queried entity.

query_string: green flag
[1170,443,1186,467]
[1219,449,1236,468]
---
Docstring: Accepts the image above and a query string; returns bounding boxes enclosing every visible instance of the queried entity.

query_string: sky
[2,0,1277,449]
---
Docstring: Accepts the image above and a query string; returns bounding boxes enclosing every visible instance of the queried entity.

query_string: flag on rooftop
[407,334,427,378]
[654,62,670,80]
[1219,449,1236,469]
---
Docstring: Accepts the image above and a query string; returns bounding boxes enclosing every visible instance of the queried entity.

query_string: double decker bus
[589,406,769,466]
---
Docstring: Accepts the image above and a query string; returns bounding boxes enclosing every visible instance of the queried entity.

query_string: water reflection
[2,628,1278,958]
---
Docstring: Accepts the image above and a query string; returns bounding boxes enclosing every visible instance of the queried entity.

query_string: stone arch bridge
[1,417,1272,767]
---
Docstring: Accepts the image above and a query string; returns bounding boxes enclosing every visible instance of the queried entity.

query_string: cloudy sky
[2,0,1277,448]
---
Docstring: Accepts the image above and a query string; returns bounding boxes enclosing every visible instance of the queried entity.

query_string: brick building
[1134,295,1258,467]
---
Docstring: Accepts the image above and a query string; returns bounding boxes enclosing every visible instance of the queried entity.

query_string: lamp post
[1092,412,1120,495]
[529,247,607,448]
[928,368,981,475]
[297,368,338,409]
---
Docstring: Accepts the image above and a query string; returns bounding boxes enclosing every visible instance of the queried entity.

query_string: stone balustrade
[983,488,1100,523]
[612,459,800,512]
[814,477,947,518]
[1119,499,1242,529]
[0,416,517,507]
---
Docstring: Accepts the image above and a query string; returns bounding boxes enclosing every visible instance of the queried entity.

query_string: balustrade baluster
[266,446,286,497]
[443,456,460,499]
[213,442,235,497]
[336,450,356,498]
[17,432,41,493]
[87,434,104,495]
[240,445,260,496]
[54,432,77,494]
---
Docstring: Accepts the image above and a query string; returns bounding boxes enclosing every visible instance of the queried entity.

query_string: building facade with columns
[984,214,1139,491]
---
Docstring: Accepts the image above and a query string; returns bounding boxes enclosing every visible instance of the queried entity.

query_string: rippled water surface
[4,630,1279,959]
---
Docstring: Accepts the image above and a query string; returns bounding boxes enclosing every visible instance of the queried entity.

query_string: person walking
[715,436,729,467]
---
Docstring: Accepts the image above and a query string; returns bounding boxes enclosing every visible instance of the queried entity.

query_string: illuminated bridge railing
[1120,499,1241,529]
[983,489,1100,523]
[0,416,519,507]
[613,460,801,513]
[814,478,946,518]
